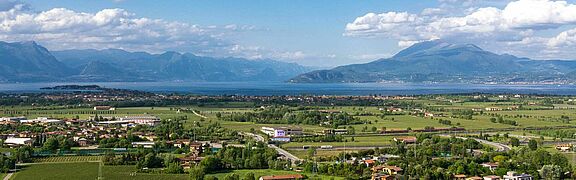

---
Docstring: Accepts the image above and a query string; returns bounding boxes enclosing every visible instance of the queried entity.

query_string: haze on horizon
[1,0,576,67]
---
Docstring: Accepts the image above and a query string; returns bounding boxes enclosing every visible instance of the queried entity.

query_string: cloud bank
[345,0,576,59]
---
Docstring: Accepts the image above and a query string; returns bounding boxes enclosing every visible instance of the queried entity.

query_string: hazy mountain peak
[393,40,484,58]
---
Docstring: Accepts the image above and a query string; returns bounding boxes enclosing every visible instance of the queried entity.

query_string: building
[371,174,394,180]
[131,141,155,148]
[466,177,483,180]
[453,174,467,180]
[394,136,417,144]
[485,107,503,111]
[20,117,63,124]
[4,137,33,146]
[323,129,348,135]
[259,174,305,180]
[93,106,116,111]
[555,144,572,152]
[481,162,499,171]
[503,171,533,180]
[483,175,501,180]
[261,126,302,137]
[0,116,26,123]
[177,155,204,169]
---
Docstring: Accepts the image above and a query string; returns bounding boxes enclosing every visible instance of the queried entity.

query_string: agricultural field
[282,136,394,148]
[31,156,102,163]
[12,162,99,180]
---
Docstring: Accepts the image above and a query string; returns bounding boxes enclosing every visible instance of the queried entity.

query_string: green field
[282,136,394,148]
[12,162,99,180]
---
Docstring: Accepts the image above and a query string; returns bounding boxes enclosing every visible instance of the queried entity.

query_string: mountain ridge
[290,40,576,83]
[0,41,312,82]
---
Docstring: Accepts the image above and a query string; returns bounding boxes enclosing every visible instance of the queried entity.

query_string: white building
[20,117,63,124]
[4,137,33,146]
[0,116,26,122]
[503,171,533,180]
[131,141,155,148]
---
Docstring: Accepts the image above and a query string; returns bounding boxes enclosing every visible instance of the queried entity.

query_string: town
[0,88,574,179]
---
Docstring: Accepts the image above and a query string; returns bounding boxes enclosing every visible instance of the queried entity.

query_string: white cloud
[345,0,576,60]
[0,3,277,59]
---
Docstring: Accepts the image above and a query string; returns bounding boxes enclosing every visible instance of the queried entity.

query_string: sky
[1,0,576,67]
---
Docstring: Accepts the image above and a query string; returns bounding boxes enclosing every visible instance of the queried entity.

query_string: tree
[528,139,538,150]
[540,165,562,180]
[165,162,184,174]
[42,137,59,152]
[224,173,240,180]
[242,172,255,180]
[189,166,206,180]
[510,137,520,147]
[200,156,221,172]
[307,147,317,159]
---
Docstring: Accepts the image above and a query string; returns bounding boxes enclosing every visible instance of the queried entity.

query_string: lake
[0,82,575,96]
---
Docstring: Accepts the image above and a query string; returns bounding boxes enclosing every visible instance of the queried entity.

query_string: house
[555,144,572,152]
[502,171,533,180]
[424,112,443,117]
[371,173,394,180]
[176,155,204,169]
[481,162,499,171]
[394,136,417,144]
[453,174,467,180]
[4,137,33,146]
[93,106,115,111]
[483,175,501,180]
[363,159,376,167]
[259,174,305,180]
[77,138,91,147]
[466,177,483,180]
[382,165,403,175]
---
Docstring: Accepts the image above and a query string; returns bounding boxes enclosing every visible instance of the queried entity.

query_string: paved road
[243,132,302,163]
[440,134,511,152]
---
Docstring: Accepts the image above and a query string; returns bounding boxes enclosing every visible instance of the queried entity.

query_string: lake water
[0,82,575,96]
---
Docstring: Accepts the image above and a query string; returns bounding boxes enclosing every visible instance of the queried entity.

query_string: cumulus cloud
[345,0,576,60]
[0,2,285,60]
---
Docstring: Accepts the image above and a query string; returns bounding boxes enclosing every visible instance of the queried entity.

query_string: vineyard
[31,156,103,163]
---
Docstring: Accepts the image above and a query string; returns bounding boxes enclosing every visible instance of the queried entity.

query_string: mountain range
[0,41,311,82]
[290,40,576,83]
[2,40,576,84]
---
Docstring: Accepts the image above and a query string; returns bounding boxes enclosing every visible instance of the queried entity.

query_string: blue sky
[2,0,576,67]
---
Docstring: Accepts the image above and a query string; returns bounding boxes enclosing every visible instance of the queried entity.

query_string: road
[243,132,302,163]
[192,110,207,119]
[3,173,12,180]
[440,134,511,152]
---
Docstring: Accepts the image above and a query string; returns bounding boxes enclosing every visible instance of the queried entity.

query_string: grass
[12,162,99,180]
[282,136,394,148]
[102,165,188,180]
[288,149,356,159]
